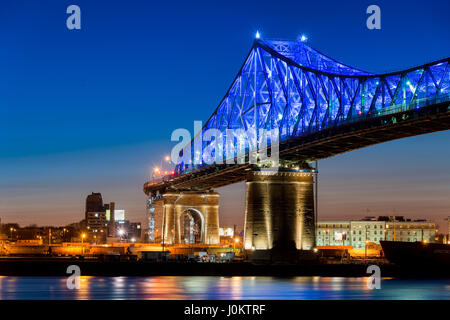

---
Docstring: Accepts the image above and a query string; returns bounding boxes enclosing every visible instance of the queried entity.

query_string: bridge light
[255,31,260,39]
[300,34,308,42]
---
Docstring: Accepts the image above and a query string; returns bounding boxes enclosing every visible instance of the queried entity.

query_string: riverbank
[0,258,448,278]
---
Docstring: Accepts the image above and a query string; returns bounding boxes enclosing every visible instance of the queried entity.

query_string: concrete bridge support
[151,191,220,245]
[244,169,316,260]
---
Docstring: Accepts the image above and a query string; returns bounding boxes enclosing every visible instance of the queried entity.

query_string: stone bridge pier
[244,169,316,261]
[147,191,220,245]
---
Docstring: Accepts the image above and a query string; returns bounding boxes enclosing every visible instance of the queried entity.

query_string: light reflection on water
[0,276,448,300]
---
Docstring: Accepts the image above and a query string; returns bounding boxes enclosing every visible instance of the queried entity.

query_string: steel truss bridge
[144,39,450,194]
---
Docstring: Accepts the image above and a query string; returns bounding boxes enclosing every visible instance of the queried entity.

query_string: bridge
[144,38,450,261]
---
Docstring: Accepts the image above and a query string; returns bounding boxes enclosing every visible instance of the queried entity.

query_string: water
[0,276,448,300]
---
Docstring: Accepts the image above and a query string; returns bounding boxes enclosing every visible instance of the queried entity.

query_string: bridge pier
[148,191,220,245]
[244,169,316,261]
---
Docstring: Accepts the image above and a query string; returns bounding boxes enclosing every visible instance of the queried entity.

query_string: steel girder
[176,39,450,174]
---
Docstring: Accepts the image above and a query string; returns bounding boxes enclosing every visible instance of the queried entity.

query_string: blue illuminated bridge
[144,39,450,194]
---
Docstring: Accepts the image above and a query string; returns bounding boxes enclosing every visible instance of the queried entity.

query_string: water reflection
[0,276,448,300]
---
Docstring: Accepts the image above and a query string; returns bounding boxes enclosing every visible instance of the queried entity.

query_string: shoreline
[0,258,448,278]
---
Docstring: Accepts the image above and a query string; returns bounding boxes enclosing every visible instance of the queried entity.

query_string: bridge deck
[144,101,450,194]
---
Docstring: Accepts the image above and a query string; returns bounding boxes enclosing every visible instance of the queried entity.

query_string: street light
[81,233,86,244]
[118,229,125,241]
[233,237,239,251]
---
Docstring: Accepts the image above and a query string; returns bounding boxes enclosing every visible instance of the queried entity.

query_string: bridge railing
[330,93,450,128]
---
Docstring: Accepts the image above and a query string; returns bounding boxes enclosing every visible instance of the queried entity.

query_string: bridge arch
[180,208,205,244]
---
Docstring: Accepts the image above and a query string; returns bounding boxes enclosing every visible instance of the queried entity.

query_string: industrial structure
[144,38,450,261]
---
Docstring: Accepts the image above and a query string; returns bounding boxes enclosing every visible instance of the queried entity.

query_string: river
[0,276,448,300]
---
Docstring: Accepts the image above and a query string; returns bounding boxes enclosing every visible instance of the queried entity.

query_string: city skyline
[1,0,450,232]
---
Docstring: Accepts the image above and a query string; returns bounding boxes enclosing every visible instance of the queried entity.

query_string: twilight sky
[0,0,449,232]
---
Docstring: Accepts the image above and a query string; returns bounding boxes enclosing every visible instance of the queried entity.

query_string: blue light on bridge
[174,39,450,174]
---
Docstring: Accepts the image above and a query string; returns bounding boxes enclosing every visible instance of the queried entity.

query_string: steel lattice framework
[173,39,450,175]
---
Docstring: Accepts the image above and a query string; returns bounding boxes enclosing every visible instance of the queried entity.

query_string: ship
[380,240,450,267]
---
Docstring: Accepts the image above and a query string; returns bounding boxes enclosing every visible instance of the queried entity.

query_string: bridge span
[144,39,450,262]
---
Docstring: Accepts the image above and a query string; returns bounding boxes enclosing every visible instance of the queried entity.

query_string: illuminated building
[385,219,436,243]
[316,221,351,246]
[86,212,108,243]
[350,220,387,249]
[316,216,437,249]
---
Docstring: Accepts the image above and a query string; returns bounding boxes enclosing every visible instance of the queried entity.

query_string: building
[350,220,386,249]
[219,226,235,246]
[384,219,436,243]
[128,222,142,241]
[85,193,126,242]
[316,221,351,246]
[85,192,105,220]
[86,212,108,243]
[316,216,436,249]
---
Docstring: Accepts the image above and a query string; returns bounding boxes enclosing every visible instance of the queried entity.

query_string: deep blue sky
[1,0,449,231]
